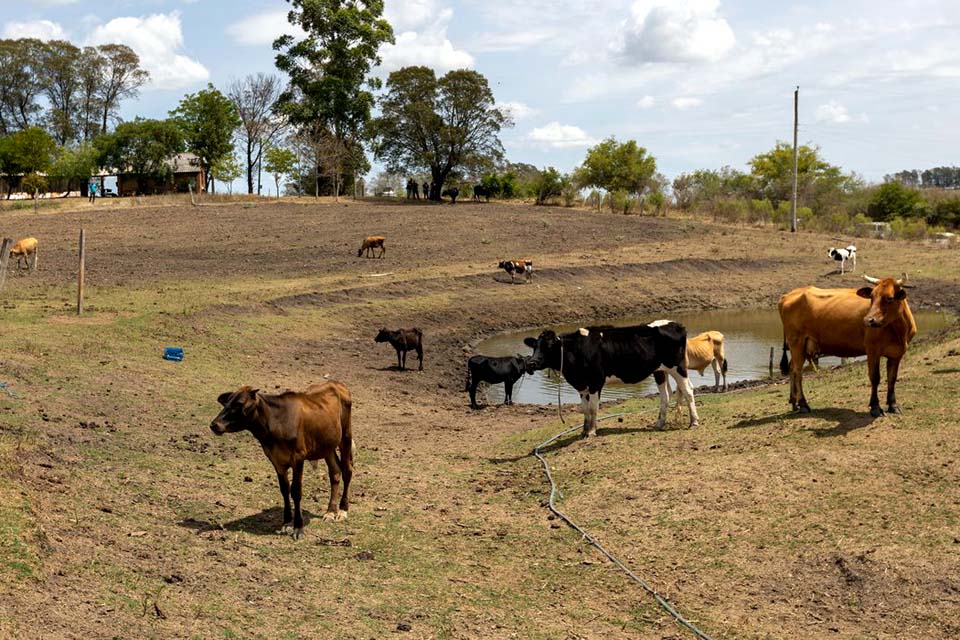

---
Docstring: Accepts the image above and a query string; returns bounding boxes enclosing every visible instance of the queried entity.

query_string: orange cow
[9,237,38,272]
[779,275,917,417]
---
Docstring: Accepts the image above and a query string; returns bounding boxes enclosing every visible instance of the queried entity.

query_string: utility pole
[791,86,799,233]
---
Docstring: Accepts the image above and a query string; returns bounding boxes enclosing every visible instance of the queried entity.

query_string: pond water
[474,308,954,405]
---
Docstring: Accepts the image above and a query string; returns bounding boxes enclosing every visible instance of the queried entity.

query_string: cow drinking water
[464,354,526,409]
[524,321,699,437]
[209,382,354,540]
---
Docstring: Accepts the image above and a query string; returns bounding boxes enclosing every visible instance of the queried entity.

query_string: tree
[749,142,852,209]
[76,47,106,143]
[575,137,657,212]
[52,143,100,194]
[274,0,394,201]
[96,119,184,193]
[0,39,44,135]
[37,40,82,144]
[533,167,566,205]
[228,73,285,195]
[169,84,240,192]
[867,182,925,221]
[264,145,297,198]
[0,127,57,197]
[372,66,509,200]
[95,44,149,135]
[210,154,243,194]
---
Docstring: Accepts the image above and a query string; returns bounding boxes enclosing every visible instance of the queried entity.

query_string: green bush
[21,172,48,197]
[867,182,925,221]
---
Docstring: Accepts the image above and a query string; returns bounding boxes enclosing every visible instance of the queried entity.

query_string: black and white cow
[498,259,533,283]
[523,320,699,437]
[828,245,857,274]
[464,354,526,409]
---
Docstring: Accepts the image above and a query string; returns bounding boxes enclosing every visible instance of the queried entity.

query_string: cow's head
[857,275,911,328]
[374,328,395,343]
[523,330,561,373]
[828,247,838,258]
[210,386,260,435]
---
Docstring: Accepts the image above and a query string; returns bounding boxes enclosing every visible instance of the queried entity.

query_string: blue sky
[6,0,960,187]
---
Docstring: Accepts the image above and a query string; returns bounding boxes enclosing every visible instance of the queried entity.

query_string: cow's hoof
[322,510,344,522]
[688,421,699,429]
[653,420,666,430]
[278,522,294,534]
[870,406,884,418]
[291,528,304,540]
[798,404,811,414]
[888,404,902,415]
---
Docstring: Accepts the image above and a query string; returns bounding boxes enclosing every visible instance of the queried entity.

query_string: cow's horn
[896,272,914,288]
[862,275,881,285]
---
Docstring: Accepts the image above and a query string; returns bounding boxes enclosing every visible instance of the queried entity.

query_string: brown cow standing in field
[779,274,917,417]
[209,382,354,540]
[10,237,38,272]
[358,235,385,258]
[375,327,424,371]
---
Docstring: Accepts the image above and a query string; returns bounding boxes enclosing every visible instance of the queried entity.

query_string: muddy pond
[474,308,953,405]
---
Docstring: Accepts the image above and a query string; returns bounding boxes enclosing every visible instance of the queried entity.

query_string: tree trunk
[275,177,280,199]
[246,140,255,194]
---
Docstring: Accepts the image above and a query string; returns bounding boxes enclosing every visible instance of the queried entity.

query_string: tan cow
[210,381,354,539]
[779,275,917,417]
[10,237,38,272]
[685,330,728,392]
[357,235,385,258]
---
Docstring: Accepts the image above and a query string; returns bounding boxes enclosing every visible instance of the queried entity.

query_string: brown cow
[375,327,423,371]
[358,235,385,258]
[779,274,917,417]
[209,382,354,539]
[10,237,38,272]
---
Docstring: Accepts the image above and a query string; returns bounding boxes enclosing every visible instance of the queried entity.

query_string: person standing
[88,180,97,204]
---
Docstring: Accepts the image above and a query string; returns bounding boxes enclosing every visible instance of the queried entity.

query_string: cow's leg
[654,370,669,429]
[416,345,423,371]
[503,380,514,405]
[668,367,700,428]
[469,380,480,409]
[291,460,306,539]
[276,467,293,534]
[338,443,352,516]
[865,352,883,417]
[585,392,600,437]
[886,357,902,414]
[578,390,590,434]
[788,342,810,412]
[322,451,345,522]
[397,348,404,370]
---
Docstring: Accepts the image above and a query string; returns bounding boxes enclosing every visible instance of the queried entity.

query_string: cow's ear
[895,288,907,300]
[217,391,232,406]
[523,337,538,349]
[242,389,260,415]
[856,287,873,299]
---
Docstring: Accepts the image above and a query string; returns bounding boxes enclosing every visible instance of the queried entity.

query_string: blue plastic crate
[163,347,184,362]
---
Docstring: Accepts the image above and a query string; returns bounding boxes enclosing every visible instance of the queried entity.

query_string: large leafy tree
[95,119,184,193]
[0,126,57,198]
[748,142,859,210]
[0,39,44,135]
[372,66,509,200]
[95,44,149,135]
[37,40,83,145]
[170,84,240,191]
[575,137,657,211]
[274,0,393,200]
[228,73,285,195]
[52,142,100,194]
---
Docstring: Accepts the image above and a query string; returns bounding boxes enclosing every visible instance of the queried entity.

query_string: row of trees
[0,38,148,144]
[885,167,960,190]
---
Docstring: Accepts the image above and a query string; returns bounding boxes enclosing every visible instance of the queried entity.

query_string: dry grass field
[0,197,958,639]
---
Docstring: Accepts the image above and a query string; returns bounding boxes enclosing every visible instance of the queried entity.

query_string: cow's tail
[721,357,728,374]
[464,361,472,392]
[779,340,790,375]
[338,386,354,470]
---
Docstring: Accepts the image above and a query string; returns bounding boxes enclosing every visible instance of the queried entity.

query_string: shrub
[21,172,48,197]
[533,167,565,205]
[867,182,925,221]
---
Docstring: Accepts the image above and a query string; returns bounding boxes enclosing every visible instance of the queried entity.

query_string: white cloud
[378,5,473,73]
[671,96,703,109]
[499,101,539,121]
[469,29,555,53]
[815,101,867,124]
[637,95,656,108]
[527,122,597,148]
[88,12,209,90]
[20,0,76,4]
[2,19,68,41]
[226,9,304,46]
[613,0,736,64]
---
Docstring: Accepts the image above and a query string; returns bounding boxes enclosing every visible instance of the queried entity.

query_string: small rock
[243,476,253,483]
[397,622,411,632]
[355,550,375,561]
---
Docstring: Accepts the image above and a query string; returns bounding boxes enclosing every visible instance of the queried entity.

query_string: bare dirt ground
[1,198,959,639]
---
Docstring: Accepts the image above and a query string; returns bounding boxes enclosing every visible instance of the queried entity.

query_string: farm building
[116,153,206,196]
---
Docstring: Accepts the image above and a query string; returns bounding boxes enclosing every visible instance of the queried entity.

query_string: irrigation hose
[532,409,715,640]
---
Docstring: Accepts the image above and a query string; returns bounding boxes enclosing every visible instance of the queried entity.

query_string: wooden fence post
[77,229,86,315]
[0,238,13,293]
[769,347,775,377]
